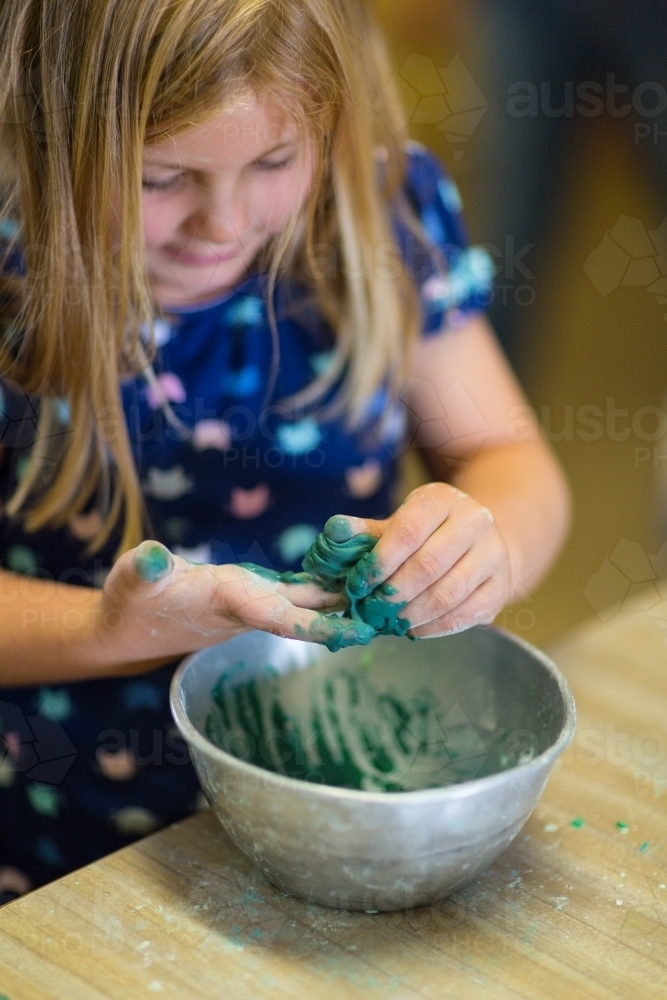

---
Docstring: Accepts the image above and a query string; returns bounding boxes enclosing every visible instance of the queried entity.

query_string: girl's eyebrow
[143,141,296,172]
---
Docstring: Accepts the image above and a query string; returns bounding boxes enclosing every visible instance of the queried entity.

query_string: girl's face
[142,94,316,309]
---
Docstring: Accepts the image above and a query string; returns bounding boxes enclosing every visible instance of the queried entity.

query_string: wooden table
[2,601,667,999]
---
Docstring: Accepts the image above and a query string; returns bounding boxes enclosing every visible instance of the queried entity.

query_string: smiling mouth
[165,246,241,265]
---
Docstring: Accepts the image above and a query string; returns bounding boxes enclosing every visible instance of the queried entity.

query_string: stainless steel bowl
[170,627,575,912]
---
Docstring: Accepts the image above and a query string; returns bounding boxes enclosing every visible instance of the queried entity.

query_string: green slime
[239,562,375,653]
[302,524,411,640]
[204,659,527,793]
[135,542,173,582]
[240,517,411,650]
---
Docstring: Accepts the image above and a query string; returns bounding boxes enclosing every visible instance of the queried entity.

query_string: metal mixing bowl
[170,626,575,912]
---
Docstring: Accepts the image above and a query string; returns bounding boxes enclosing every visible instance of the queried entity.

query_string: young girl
[0,0,570,901]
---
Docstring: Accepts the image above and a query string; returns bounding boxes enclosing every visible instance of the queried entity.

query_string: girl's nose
[187,181,247,244]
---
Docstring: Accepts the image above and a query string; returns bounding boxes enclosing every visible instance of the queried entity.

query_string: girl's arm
[0,569,178,686]
[409,312,571,597]
[0,551,356,688]
[340,314,571,637]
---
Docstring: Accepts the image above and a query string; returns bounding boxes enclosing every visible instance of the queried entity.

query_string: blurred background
[375,0,667,645]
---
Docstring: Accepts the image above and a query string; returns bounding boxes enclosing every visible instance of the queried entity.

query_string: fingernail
[135,542,174,582]
[344,622,375,644]
[325,620,375,652]
[324,515,354,542]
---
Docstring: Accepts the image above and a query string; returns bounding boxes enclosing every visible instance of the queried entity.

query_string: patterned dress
[0,143,493,902]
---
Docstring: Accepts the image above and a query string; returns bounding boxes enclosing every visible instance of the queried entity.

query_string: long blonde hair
[0,0,423,561]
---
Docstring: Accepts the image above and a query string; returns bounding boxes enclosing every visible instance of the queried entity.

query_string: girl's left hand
[341,482,512,638]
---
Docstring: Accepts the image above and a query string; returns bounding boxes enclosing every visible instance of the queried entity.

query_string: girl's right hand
[93,541,373,672]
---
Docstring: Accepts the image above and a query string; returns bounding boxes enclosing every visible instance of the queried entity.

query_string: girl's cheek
[142,201,179,249]
[257,169,313,231]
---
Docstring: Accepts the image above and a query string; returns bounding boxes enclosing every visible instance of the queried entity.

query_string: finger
[238,563,347,610]
[402,547,494,629]
[104,540,187,602]
[274,578,348,612]
[134,541,175,582]
[384,501,494,605]
[346,483,459,599]
[323,514,387,543]
[242,597,375,652]
[304,518,387,588]
[222,570,375,652]
[407,577,504,639]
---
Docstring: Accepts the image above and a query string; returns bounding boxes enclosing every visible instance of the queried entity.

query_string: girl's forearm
[0,570,177,687]
[452,440,572,601]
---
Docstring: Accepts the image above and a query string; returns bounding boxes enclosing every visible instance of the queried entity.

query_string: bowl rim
[169,626,577,804]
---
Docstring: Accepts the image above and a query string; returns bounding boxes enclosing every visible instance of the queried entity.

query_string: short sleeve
[393,141,494,336]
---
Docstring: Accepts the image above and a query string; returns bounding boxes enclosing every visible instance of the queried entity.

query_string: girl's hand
[341,482,512,638]
[94,542,372,671]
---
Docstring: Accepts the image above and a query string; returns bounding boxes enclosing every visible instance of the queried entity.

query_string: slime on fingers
[240,560,375,652]
[295,615,375,654]
[239,564,313,586]
[134,541,174,583]
[303,517,411,642]
[240,515,412,649]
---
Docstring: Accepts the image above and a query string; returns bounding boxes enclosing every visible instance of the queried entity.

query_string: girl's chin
[148,261,249,307]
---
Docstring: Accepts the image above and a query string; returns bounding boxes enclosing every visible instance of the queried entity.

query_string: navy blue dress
[0,144,493,901]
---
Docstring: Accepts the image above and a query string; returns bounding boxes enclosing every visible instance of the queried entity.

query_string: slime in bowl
[170,628,575,911]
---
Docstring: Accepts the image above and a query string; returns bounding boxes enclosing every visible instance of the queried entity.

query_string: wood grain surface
[1,602,667,999]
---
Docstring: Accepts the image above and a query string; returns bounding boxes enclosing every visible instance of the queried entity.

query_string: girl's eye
[254,157,293,172]
[142,174,184,192]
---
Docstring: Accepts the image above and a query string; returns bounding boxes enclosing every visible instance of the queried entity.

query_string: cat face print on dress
[142,466,195,501]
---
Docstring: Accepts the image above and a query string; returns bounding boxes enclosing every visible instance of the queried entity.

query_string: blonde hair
[0,0,423,561]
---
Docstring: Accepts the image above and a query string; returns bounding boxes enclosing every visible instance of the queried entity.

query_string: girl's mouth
[164,245,240,265]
